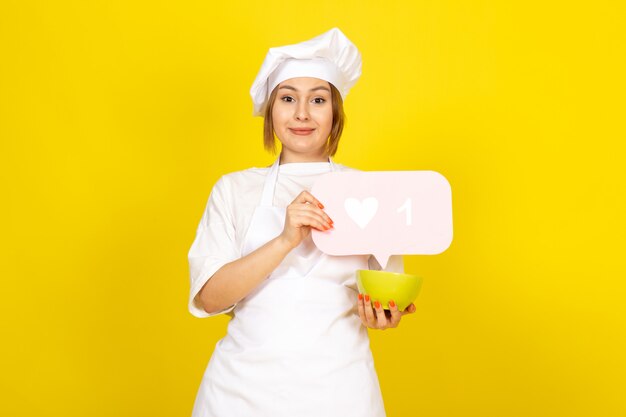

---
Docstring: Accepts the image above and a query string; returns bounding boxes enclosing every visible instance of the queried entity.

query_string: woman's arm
[197,190,332,315]
[197,235,292,314]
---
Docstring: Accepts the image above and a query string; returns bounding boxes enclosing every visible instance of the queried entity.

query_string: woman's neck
[279,151,330,165]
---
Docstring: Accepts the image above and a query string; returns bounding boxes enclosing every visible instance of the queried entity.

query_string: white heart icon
[344,197,379,229]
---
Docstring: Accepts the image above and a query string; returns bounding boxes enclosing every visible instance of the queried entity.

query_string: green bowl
[356,270,423,311]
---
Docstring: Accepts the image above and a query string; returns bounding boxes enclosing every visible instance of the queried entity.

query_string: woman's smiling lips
[289,128,315,136]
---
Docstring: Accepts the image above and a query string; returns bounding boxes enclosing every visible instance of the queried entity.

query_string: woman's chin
[282,141,323,153]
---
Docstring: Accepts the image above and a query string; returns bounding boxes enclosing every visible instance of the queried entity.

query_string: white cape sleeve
[187,176,240,318]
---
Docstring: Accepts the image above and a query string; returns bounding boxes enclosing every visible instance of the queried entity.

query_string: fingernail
[389,300,396,308]
[358,293,363,301]
[318,202,324,209]
[374,301,381,309]
[365,294,370,302]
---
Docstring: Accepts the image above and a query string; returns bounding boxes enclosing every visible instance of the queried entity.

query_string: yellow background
[1,1,624,416]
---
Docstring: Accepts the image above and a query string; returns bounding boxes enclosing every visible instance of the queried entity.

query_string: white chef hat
[249,27,362,117]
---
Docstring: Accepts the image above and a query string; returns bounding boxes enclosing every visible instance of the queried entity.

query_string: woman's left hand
[357,293,416,330]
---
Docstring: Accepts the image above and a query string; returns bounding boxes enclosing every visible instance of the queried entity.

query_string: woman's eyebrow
[278,85,331,93]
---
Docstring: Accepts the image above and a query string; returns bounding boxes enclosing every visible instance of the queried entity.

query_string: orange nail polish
[374,301,381,309]
[389,300,396,308]
[365,294,370,302]
[358,293,363,301]
[318,202,324,209]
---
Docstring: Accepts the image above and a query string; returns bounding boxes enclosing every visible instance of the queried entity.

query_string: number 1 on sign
[397,198,412,226]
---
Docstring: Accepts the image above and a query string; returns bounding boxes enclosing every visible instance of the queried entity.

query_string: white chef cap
[249,27,362,117]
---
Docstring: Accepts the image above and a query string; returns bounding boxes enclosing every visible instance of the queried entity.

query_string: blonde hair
[263,82,346,156]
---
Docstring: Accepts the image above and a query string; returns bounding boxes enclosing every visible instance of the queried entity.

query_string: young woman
[188,28,416,417]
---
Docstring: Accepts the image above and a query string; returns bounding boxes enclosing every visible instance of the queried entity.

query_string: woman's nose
[294,103,310,120]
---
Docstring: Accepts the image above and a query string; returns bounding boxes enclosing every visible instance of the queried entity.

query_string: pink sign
[311,171,453,269]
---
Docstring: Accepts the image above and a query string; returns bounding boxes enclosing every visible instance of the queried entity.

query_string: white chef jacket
[187,161,404,318]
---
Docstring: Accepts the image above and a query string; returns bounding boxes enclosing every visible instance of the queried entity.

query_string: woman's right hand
[278,190,334,250]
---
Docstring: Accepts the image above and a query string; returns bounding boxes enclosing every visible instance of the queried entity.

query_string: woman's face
[271,77,333,160]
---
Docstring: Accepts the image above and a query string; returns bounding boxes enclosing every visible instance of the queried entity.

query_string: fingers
[357,294,415,330]
[281,191,334,249]
[358,295,393,330]
[362,294,378,328]
[291,191,333,224]
[292,190,324,209]
[286,207,332,231]
[388,300,402,327]
[401,303,416,316]
[372,300,387,330]
[357,293,366,325]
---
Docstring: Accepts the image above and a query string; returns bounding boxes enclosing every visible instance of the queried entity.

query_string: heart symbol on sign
[344,197,379,229]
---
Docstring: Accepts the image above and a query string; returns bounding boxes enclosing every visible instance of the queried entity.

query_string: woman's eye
[280,96,326,104]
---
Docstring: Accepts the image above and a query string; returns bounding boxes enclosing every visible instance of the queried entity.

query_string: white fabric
[249,27,362,117]
[188,160,404,318]
[189,157,403,417]
[267,57,342,103]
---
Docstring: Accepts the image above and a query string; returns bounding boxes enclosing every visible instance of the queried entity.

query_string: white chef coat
[188,161,404,318]
[187,158,404,417]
